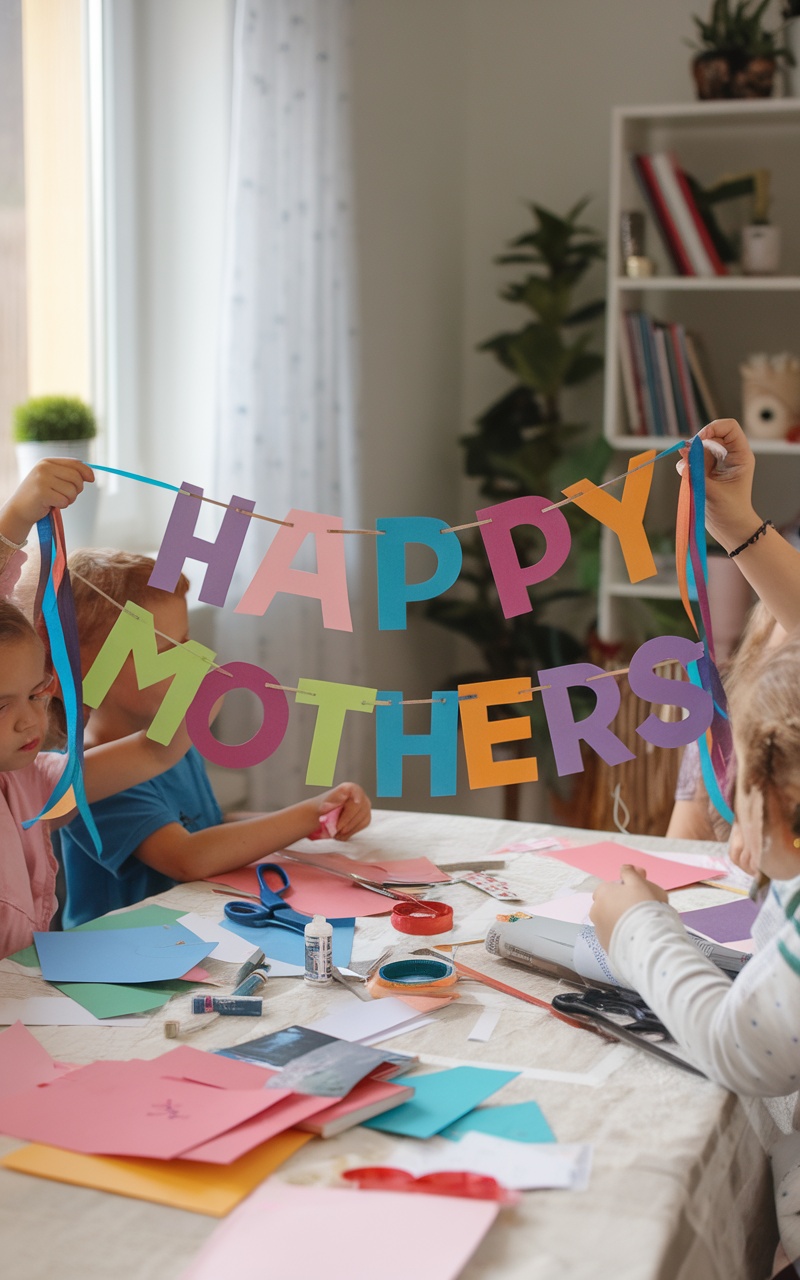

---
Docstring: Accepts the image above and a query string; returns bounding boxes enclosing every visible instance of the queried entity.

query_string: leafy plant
[425,199,611,795]
[13,395,97,443]
[690,0,796,63]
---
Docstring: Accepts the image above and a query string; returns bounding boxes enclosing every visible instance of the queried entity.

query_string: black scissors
[552,987,706,1077]
[223,863,310,935]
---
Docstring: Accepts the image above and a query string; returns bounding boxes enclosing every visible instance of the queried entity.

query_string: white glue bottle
[304,915,333,985]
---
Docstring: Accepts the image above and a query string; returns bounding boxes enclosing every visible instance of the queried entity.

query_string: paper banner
[539,662,634,775]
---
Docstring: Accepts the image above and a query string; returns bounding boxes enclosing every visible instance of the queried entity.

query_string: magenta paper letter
[186,662,289,768]
[477,496,571,619]
[235,509,352,631]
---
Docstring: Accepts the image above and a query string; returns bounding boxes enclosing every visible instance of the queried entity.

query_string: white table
[0,810,782,1280]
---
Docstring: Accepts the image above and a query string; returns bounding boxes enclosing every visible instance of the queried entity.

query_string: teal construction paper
[34,922,214,984]
[220,916,354,968]
[363,1066,519,1140]
[440,1100,555,1144]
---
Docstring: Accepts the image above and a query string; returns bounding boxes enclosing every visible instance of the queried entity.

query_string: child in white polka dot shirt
[592,633,800,1273]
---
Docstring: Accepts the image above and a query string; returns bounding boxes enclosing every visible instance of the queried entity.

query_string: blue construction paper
[33,922,214,984]
[375,689,459,797]
[375,517,463,631]
[220,916,354,968]
[362,1066,518,1140]
[440,1100,555,1144]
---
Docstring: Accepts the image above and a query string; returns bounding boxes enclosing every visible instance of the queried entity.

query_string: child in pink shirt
[0,458,190,955]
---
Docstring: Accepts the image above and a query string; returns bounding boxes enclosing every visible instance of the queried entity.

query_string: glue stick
[304,914,333,985]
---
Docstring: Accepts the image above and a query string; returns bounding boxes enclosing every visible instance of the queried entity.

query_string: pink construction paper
[534,841,725,891]
[146,1045,278,1092]
[0,1058,285,1159]
[0,1022,61,1099]
[308,804,343,840]
[182,1182,499,1280]
[208,853,450,917]
[180,1089,333,1164]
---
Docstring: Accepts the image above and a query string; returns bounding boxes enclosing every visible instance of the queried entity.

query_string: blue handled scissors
[223,864,310,935]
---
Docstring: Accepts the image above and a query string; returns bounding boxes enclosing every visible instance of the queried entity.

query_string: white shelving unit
[599,100,800,642]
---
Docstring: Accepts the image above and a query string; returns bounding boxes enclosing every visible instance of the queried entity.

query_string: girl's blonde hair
[729,629,800,840]
[68,549,189,648]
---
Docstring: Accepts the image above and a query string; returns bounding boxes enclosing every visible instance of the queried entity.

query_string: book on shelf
[618,309,715,438]
[630,151,727,277]
[630,153,693,276]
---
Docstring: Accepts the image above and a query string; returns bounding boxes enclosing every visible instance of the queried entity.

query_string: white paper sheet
[386,1132,593,1190]
[0,998,146,1027]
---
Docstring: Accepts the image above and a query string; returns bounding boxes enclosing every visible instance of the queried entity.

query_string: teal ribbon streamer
[685,436,735,826]
[90,463,181,492]
[22,514,102,851]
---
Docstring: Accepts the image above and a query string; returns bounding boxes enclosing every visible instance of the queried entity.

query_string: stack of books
[631,151,728,277]
[618,310,719,438]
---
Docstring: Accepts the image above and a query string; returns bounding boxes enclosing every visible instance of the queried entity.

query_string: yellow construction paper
[561,449,657,584]
[41,785,77,820]
[1,1129,312,1217]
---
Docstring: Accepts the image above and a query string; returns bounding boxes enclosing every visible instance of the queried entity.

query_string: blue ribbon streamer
[90,463,181,492]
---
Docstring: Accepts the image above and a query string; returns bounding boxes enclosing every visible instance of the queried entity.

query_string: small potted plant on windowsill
[13,394,99,545]
[689,0,796,98]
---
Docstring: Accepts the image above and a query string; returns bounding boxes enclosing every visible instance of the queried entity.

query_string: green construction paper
[295,679,378,786]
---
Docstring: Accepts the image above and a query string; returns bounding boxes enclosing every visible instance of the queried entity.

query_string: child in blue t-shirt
[60,549,371,926]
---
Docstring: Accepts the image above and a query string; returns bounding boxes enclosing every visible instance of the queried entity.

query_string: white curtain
[215,0,363,810]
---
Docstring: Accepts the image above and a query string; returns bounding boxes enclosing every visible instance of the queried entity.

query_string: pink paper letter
[477,497,571,619]
[235,509,352,631]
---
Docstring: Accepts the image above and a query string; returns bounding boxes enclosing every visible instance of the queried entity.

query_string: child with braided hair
[592,632,800,1273]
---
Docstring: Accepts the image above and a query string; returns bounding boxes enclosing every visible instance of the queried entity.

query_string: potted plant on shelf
[689,0,796,98]
[424,199,610,820]
[13,394,99,545]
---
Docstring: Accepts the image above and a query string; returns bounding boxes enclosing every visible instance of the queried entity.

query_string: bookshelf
[600,100,800,642]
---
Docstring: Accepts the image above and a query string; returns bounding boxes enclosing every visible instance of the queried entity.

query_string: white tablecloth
[0,811,782,1280]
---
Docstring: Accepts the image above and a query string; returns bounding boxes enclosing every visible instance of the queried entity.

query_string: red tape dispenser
[342,1166,520,1206]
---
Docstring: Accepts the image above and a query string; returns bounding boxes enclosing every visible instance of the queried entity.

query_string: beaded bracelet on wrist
[727,519,774,560]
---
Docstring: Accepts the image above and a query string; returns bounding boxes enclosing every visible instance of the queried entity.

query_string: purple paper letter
[629,636,713,748]
[539,662,635,776]
[149,482,255,607]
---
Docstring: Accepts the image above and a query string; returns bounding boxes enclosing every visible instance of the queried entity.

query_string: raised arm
[680,419,800,633]
[0,458,94,567]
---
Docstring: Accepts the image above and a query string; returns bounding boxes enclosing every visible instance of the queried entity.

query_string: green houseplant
[13,395,99,545]
[425,199,610,813]
[689,0,796,98]
[13,394,97,445]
